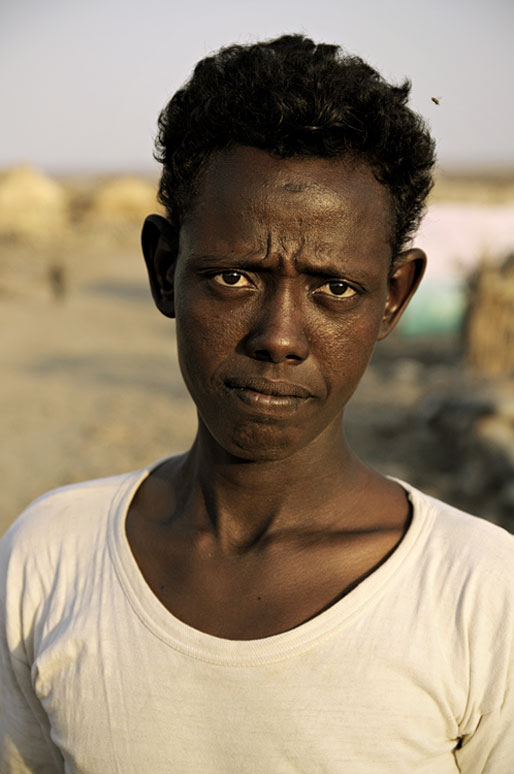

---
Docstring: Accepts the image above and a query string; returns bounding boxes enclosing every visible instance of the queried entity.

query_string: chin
[218,421,314,463]
[227,444,297,464]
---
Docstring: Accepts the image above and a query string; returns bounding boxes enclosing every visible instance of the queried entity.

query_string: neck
[171,420,374,553]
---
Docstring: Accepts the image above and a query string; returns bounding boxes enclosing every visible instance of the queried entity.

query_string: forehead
[183,146,393,255]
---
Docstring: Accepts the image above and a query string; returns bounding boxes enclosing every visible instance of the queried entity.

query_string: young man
[1,35,513,772]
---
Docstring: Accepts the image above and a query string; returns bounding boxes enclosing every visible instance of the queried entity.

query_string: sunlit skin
[128,146,426,639]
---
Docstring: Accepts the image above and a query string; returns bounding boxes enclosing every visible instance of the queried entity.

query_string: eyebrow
[189,252,375,283]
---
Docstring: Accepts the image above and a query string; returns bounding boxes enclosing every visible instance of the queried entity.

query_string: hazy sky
[1,0,513,174]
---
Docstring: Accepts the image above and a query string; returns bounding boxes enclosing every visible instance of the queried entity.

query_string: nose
[244,284,310,364]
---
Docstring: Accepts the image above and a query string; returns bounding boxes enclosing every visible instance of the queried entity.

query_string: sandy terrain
[1,241,197,534]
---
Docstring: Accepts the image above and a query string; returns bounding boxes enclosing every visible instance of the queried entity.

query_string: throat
[184,429,367,548]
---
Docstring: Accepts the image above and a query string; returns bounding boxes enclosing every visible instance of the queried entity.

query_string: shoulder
[0,467,148,583]
[403,483,514,619]
[405,488,514,722]
[410,485,514,567]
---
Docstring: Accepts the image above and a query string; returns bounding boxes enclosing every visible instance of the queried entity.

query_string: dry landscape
[1,167,513,536]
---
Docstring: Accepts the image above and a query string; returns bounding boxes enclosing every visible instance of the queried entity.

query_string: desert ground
[1,169,513,536]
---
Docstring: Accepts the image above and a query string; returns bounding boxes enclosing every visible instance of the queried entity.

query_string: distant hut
[0,166,68,243]
[85,177,161,227]
[465,254,514,376]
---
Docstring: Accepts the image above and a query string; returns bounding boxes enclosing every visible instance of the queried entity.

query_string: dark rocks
[346,335,514,531]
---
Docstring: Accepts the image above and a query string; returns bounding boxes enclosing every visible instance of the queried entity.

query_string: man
[1,35,513,772]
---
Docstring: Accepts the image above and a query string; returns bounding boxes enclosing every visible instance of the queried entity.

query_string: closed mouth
[224,377,312,399]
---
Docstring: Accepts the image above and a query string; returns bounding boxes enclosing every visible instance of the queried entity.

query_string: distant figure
[2,35,514,772]
[47,262,66,301]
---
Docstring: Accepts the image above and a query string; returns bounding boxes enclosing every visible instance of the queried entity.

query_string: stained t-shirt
[1,461,514,772]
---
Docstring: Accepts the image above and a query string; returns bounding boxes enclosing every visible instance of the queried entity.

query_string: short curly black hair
[155,34,435,259]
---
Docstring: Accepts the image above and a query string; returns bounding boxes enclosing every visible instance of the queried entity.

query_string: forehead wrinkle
[258,228,380,281]
[255,228,306,269]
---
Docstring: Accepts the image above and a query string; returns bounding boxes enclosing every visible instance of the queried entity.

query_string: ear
[377,248,426,340]
[141,214,179,318]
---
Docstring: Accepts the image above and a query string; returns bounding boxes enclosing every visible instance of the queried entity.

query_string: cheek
[174,266,261,348]
[314,312,383,381]
[174,291,248,383]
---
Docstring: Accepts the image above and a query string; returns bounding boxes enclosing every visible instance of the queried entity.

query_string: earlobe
[378,248,427,339]
[141,214,178,318]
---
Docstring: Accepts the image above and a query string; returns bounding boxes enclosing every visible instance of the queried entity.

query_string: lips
[224,377,312,399]
[223,376,313,416]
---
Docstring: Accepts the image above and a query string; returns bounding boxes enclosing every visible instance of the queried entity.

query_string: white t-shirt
[1,461,513,773]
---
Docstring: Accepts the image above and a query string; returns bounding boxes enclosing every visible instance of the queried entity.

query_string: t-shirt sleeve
[452,534,514,773]
[454,703,514,772]
[448,659,514,772]
[0,524,65,772]
[0,636,64,772]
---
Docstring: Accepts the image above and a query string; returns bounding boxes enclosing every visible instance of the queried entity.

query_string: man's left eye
[316,281,357,298]
[213,271,252,287]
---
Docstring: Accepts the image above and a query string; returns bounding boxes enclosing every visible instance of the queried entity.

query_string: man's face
[164,146,415,461]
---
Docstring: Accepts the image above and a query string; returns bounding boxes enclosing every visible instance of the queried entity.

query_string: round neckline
[108,458,435,666]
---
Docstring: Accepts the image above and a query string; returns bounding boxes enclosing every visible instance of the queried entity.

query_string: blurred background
[1,0,513,534]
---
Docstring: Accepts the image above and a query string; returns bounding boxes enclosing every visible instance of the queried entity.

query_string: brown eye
[316,281,357,299]
[213,271,251,287]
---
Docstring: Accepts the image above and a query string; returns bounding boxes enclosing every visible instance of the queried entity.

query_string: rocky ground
[1,235,513,536]
[346,336,514,529]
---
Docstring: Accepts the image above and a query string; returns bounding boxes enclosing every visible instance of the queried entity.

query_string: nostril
[253,349,272,362]
[252,349,304,363]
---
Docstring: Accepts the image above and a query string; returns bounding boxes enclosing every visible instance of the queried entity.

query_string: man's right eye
[212,271,252,287]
